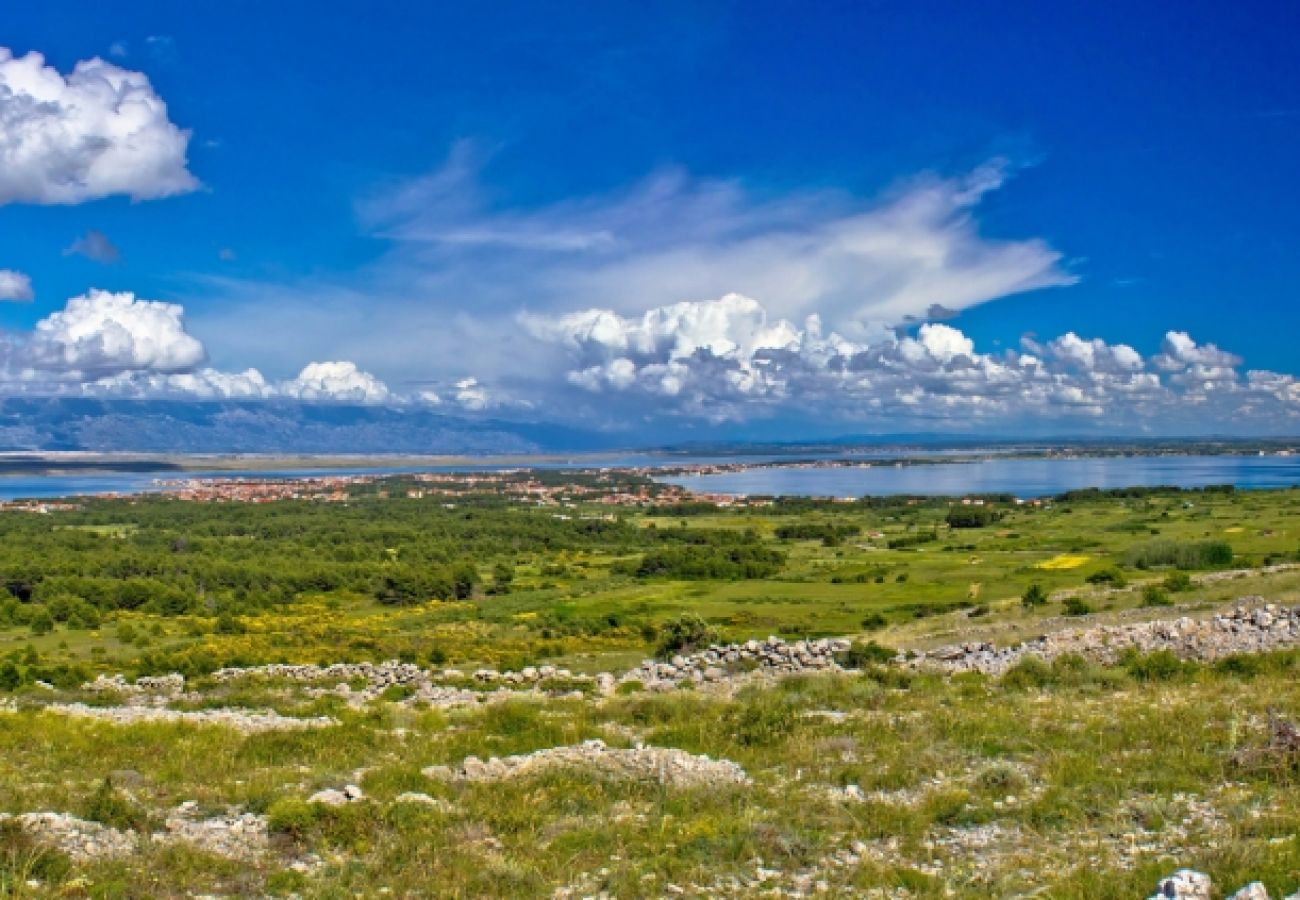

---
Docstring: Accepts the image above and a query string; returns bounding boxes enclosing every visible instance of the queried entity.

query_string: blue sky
[2,1,1299,437]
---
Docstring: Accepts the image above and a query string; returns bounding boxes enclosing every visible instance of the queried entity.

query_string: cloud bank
[522,292,1300,430]
[0,48,197,205]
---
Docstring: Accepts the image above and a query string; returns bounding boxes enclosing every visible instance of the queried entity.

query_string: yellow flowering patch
[1224,526,1244,533]
[1036,554,1091,570]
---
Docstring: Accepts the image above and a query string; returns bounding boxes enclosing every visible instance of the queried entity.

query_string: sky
[2,0,1300,440]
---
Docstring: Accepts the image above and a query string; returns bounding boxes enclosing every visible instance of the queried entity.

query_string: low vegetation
[1,475,1299,895]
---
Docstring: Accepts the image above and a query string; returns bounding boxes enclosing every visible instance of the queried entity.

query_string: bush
[1141,585,1172,607]
[1062,597,1094,617]
[946,506,999,528]
[1021,583,1048,608]
[724,693,799,747]
[86,778,152,832]
[266,797,321,839]
[655,614,719,658]
[1001,656,1053,690]
[630,545,785,580]
[1123,539,1233,570]
[838,640,895,668]
[1163,571,1193,592]
[1086,568,1127,587]
[1122,649,1188,682]
[860,612,888,631]
[27,607,54,635]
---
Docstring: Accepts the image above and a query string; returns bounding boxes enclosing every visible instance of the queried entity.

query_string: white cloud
[23,289,206,376]
[279,361,390,404]
[64,229,121,263]
[0,48,197,205]
[523,292,1300,428]
[1043,332,1144,373]
[0,269,33,302]
[186,154,1079,396]
[360,154,1076,339]
[88,367,274,400]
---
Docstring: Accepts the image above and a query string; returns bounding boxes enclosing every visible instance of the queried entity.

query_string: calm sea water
[4,453,1300,502]
[661,455,1300,499]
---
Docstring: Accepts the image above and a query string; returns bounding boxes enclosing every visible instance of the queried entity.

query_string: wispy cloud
[64,229,122,264]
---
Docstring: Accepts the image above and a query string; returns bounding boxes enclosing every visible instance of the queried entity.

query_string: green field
[1,475,1299,896]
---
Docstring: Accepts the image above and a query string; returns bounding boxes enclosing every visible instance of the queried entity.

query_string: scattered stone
[0,812,137,861]
[424,739,750,789]
[156,805,268,862]
[307,789,349,806]
[45,702,337,734]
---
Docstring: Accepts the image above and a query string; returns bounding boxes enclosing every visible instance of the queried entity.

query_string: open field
[1,474,1299,896]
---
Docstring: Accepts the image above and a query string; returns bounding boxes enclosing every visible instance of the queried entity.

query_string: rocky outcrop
[912,602,1300,675]
[423,739,750,789]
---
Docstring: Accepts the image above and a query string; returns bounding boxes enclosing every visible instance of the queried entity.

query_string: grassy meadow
[1,475,1299,896]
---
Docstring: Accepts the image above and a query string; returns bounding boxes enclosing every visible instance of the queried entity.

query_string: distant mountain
[0,398,613,454]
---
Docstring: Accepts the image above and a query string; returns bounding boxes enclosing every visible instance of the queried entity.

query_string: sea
[2,452,1300,501]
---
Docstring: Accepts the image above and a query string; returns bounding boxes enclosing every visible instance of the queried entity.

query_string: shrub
[724,693,799,747]
[27,607,54,635]
[0,661,22,692]
[266,797,321,839]
[86,778,152,832]
[1086,568,1127,587]
[1021,584,1048,609]
[655,614,719,658]
[1001,656,1053,689]
[1141,585,1172,607]
[946,506,998,528]
[860,612,888,631]
[1163,571,1193,592]
[1122,649,1188,682]
[1123,539,1233,570]
[1062,597,1094,617]
[630,545,785,580]
[838,640,895,668]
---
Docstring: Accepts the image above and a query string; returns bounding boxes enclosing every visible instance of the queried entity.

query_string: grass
[2,484,1300,895]
[0,655,1297,897]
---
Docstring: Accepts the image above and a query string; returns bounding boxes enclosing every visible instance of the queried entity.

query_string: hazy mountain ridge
[0,398,609,454]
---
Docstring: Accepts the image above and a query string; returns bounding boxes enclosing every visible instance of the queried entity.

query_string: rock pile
[423,739,751,789]
[157,802,268,862]
[46,702,337,734]
[912,601,1300,676]
[621,636,851,689]
[1,805,274,864]
[208,659,609,703]
[0,811,138,861]
[1148,869,1295,900]
[307,784,365,806]
[84,672,185,703]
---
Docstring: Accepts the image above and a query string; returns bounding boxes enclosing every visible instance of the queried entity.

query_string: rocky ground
[4,597,1300,897]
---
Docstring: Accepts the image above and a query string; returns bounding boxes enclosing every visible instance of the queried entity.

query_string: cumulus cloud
[0,48,197,205]
[23,289,206,376]
[64,229,121,263]
[523,292,1300,428]
[0,269,33,302]
[279,361,390,404]
[88,367,274,401]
